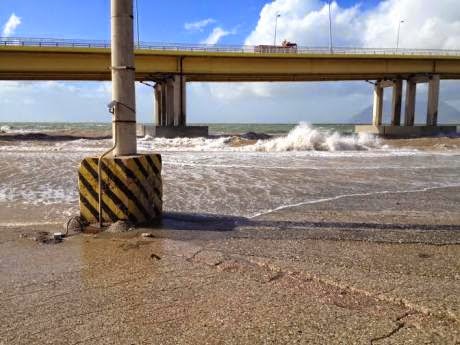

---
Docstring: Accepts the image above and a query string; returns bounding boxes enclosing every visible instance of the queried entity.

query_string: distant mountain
[350,100,460,124]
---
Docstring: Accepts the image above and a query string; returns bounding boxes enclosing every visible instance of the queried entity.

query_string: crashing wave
[249,123,379,152]
[0,125,11,133]
[137,123,380,152]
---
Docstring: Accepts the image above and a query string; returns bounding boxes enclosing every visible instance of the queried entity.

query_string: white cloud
[2,13,21,37]
[211,0,460,103]
[245,0,460,49]
[184,18,216,32]
[201,27,236,45]
[0,81,154,123]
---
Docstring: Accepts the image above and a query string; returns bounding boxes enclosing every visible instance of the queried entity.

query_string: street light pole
[396,20,404,50]
[135,0,140,48]
[328,1,333,53]
[274,14,281,46]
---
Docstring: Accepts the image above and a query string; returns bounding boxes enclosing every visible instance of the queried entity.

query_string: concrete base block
[78,154,162,225]
[355,125,457,138]
[137,124,209,138]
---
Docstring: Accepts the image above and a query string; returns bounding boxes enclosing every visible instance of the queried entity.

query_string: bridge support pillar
[154,83,162,126]
[139,75,208,138]
[355,74,456,137]
[391,80,403,126]
[427,75,440,126]
[372,82,383,126]
[404,79,417,126]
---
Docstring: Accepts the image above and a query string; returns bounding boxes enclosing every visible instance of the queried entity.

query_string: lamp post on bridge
[274,14,281,46]
[328,1,333,54]
[396,19,404,50]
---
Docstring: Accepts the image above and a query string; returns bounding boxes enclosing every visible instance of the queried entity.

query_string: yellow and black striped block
[78,154,162,225]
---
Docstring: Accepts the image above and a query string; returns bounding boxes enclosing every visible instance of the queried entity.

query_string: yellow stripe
[79,167,100,212]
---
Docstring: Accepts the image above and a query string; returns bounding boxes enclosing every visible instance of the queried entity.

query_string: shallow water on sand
[0,124,459,225]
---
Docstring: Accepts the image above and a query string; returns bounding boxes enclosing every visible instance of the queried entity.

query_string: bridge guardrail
[1,37,460,56]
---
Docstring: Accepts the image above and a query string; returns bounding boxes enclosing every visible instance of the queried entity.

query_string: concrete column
[154,84,161,126]
[160,82,167,126]
[427,75,440,126]
[111,0,137,156]
[172,76,181,126]
[179,76,187,126]
[391,80,403,126]
[372,83,383,126]
[404,79,416,126]
[166,79,175,126]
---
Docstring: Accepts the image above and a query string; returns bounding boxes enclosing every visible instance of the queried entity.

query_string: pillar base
[355,125,457,138]
[78,154,162,225]
[137,124,209,138]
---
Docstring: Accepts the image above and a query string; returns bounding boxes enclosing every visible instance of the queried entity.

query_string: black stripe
[79,193,99,221]
[79,166,118,222]
[133,158,149,178]
[113,159,150,201]
[145,155,161,176]
[82,159,98,180]
[100,162,148,221]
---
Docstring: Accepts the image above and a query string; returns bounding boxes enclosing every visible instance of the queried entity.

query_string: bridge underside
[1,72,460,82]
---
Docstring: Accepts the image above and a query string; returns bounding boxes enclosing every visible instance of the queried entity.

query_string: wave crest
[249,123,379,152]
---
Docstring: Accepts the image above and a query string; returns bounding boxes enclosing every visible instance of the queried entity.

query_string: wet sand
[1,186,459,344]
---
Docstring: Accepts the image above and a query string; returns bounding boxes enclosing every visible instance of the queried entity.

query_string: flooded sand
[0,124,459,344]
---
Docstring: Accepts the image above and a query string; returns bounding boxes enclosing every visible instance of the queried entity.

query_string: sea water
[0,123,459,226]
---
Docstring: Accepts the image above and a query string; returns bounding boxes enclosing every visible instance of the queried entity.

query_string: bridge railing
[1,37,460,56]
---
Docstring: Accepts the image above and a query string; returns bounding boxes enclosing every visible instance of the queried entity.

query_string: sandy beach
[1,126,459,344]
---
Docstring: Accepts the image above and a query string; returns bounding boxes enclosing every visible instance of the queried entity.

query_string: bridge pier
[356,74,456,137]
[427,75,440,126]
[372,83,383,126]
[404,79,417,126]
[391,80,403,126]
[137,75,208,138]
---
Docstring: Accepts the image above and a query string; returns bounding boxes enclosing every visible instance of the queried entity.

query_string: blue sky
[0,0,381,43]
[1,0,459,124]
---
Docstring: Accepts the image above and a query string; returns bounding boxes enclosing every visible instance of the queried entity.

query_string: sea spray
[137,123,381,152]
[247,123,379,152]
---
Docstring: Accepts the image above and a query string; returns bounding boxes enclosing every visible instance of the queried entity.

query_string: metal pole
[396,20,404,50]
[274,14,280,46]
[135,0,140,48]
[111,0,137,156]
[328,2,333,53]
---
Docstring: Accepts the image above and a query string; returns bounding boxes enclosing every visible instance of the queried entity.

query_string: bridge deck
[1,39,460,81]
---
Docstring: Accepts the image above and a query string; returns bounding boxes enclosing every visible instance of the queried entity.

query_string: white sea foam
[137,123,381,153]
[247,123,379,152]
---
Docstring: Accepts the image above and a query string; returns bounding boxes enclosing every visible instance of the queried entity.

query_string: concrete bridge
[1,37,460,137]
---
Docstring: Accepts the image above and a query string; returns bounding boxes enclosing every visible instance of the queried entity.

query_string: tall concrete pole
[111,0,137,156]
[274,14,281,46]
[328,2,333,54]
